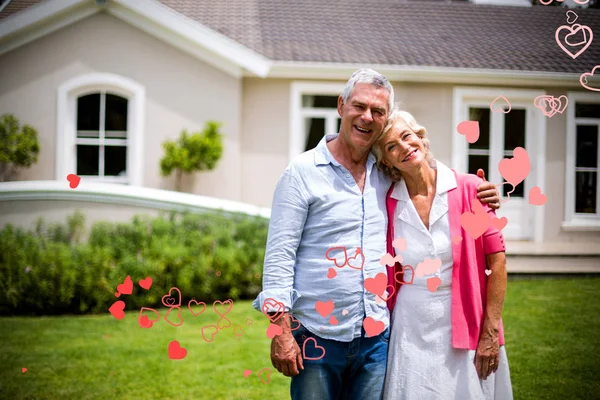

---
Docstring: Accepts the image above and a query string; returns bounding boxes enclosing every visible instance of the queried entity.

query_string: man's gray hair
[342,68,395,113]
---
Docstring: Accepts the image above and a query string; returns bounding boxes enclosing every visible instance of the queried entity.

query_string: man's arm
[252,168,309,377]
[476,169,500,210]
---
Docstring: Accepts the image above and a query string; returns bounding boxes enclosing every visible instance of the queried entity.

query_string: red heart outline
[188,299,207,316]
[394,265,415,285]
[138,307,160,328]
[285,314,301,331]
[302,337,326,360]
[261,298,285,323]
[325,246,348,268]
[201,325,219,343]
[161,287,182,308]
[346,247,365,270]
[257,367,273,384]
[164,306,184,327]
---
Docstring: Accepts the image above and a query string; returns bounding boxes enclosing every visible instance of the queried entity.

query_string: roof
[1,0,599,74]
[0,0,43,20]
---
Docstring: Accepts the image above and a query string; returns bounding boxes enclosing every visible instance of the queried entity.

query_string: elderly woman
[374,109,513,400]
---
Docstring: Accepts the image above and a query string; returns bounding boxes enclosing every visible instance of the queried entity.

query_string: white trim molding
[56,72,146,186]
[0,180,271,218]
[289,81,346,161]
[452,87,547,242]
[564,91,600,231]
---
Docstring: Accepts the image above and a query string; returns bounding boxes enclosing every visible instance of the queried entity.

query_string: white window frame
[452,87,547,243]
[289,81,345,161]
[56,73,145,186]
[563,91,600,231]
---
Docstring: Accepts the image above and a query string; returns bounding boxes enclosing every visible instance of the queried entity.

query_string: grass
[1,277,599,400]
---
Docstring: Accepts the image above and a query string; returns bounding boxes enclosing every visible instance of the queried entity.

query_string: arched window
[56,73,145,186]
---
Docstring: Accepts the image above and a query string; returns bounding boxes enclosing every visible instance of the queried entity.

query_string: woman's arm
[475,251,508,380]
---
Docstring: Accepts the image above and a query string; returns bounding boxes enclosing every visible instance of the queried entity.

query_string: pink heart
[243,369,252,378]
[485,269,493,276]
[457,120,480,144]
[266,323,283,339]
[364,272,387,296]
[491,217,508,231]
[566,10,578,24]
[426,277,442,293]
[490,95,511,113]
[499,147,530,188]
[534,95,568,118]
[452,235,463,245]
[363,317,385,337]
[415,258,442,278]
[392,237,407,252]
[580,65,600,92]
[327,267,337,279]
[315,299,335,318]
[555,24,593,59]
[379,253,395,266]
[329,315,339,325]
[302,337,326,360]
[529,186,548,206]
[460,201,492,240]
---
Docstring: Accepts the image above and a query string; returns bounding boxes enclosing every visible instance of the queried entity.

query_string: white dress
[382,162,513,400]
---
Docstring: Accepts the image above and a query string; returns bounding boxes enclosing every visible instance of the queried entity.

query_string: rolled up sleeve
[252,168,308,314]
[481,205,506,255]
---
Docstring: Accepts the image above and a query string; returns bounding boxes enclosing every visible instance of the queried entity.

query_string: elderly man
[253,69,499,400]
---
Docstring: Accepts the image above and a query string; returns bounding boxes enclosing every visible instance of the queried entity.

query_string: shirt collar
[390,160,457,201]
[314,133,376,168]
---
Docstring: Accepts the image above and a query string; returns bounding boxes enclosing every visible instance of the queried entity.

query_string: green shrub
[0,210,268,315]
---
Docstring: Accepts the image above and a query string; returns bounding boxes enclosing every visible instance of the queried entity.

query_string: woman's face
[379,120,427,174]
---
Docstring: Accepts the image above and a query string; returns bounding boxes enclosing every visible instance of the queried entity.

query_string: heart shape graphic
[457,120,480,144]
[376,285,396,303]
[566,10,578,24]
[168,340,187,360]
[364,272,388,297]
[66,173,81,189]
[302,337,326,360]
[534,95,568,118]
[243,369,252,378]
[342,309,349,316]
[286,314,301,331]
[346,247,365,270]
[315,299,335,318]
[529,186,548,205]
[555,24,593,59]
[490,95,511,114]
[245,317,254,326]
[138,307,160,328]
[115,275,133,298]
[214,299,234,329]
[22,368,27,373]
[257,367,273,384]
[201,325,219,343]
[394,265,415,285]
[485,269,493,276]
[499,147,530,189]
[580,65,600,92]
[380,253,394,266]
[491,217,508,231]
[233,324,245,339]
[363,317,385,337]
[188,299,207,316]
[460,201,492,240]
[138,277,152,290]
[327,267,337,279]
[108,300,126,320]
[164,306,184,327]
[392,237,407,252]
[262,298,285,323]
[416,258,442,278]
[452,235,463,245]
[161,287,182,308]
[426,277,442,293]
[329,315,339,325]
[266,323,283,339]
[325,246,348,268]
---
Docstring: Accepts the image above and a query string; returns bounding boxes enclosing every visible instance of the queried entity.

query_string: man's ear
[337,95,344,117]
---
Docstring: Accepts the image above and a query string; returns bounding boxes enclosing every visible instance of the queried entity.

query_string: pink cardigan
[385,170,506,350]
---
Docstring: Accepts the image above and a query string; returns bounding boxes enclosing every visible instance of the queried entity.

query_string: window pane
[502,180,524,198]
[77,94,100,133]
[302,95,338,108]
[468,108,490,150]
[304,118,326,151]
[105,94,128,137]
[105,146,127,176]
[576,171,597,214]
[467,154,489,175]
[575,103,600,119]
[76,145,99,176]
[504,109,526,151]
[576,125,598,168]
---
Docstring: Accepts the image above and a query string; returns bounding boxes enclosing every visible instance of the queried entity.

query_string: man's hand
[476,169,500,210]
[271,330,304,377]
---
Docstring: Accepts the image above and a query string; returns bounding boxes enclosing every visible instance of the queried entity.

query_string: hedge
[0,210,268,315]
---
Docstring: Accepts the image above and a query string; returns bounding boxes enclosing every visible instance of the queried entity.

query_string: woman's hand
[475,328,500,380]
[476,169,500,210]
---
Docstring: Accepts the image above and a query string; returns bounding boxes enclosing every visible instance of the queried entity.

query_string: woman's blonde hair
[372,107,434,182]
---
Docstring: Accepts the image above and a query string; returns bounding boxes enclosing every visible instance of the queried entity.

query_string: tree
[0,114,40,182]
[160,121,224,192]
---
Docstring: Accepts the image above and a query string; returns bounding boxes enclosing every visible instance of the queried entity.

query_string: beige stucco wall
[0,12,242,200]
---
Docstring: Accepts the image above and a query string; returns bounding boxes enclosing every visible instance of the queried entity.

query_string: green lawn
[1,277,599,400]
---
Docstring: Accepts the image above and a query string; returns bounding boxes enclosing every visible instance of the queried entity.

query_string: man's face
[337,82,390,153]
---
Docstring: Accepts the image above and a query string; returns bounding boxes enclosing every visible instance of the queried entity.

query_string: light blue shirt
[253,133,391,342]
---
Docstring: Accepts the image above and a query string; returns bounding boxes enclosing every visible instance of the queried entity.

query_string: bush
[0,210,268,315]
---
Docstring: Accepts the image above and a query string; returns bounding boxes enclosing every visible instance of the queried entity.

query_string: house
[0,0,599,260]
